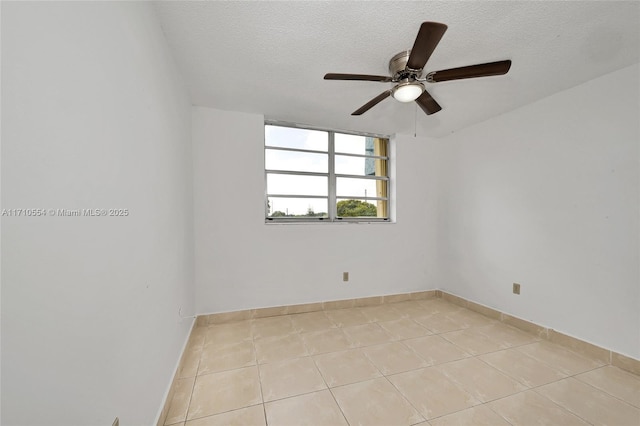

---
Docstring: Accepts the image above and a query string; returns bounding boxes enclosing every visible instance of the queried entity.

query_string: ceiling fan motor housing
[389,50,421,80]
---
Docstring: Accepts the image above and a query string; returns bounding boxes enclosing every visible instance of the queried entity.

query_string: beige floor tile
[429,404,510,426]
[172,300,640,426]
[313,348,382,387]
[342,323,394,347]
[251,316,295,339]
[301,328,354,355]
[378,318,432,340]
[254,333,308,364]
[479,348,566,387]
[204,321,252,346]
[388,367,479,420]
[536,377,640,425]
[418,299,464,314]
[404,335,471,365]
[444,309,497,328]
[198,341,255,375]
[332,377,424,426]
[359,305,404,322]
[289,311,335,333]
[259,357,326,402]
[165,377,195,425]
[264,390,348,426]
[324,308,371,327]
[475,323,539,347]
[515,341,605,375]
[185,405,265,426]
[391,300,433,318]
[440,329,507,355]
[178,345,203,378]
[187,366,262,420]
[488,390,589,426]
[363,342,430,375]
[575,365,640,408]
[188,327,207,349]
[437,358,527,402]
[413,313,468,333]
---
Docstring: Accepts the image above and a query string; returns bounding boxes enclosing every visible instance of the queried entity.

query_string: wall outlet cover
[513,283,521,295]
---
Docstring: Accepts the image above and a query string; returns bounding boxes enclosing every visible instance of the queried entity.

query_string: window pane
[336,199,386,218]
[266,149,328,173]
[335,155,387,177]
[267,174,328,196]
[337,177,386,198]
[335,133,370,155]
[267,197,328,218]
[265,125,328,151]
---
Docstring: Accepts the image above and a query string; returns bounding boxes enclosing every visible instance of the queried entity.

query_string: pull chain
[414,102,418,137]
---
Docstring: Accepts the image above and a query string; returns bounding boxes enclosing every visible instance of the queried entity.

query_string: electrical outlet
[343,272,349,282]
[112,417,119,426]
[513,283,521,295]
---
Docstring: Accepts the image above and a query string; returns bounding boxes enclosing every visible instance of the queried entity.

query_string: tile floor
[164,298,640,426]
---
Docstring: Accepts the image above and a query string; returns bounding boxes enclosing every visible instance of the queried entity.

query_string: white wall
[193,107,439,314]
[1,3,194,425]
[436,64,639,358]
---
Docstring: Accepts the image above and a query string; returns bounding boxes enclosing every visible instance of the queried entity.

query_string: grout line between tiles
[473,354,543,391]
[381,374,428,424]
[310,355,352,425]
[527,382,597,426]
[481,401,516,426]
[571,370,640,409]
[255,364,267,425]
[179,374,197,426]
[182,403,264,425]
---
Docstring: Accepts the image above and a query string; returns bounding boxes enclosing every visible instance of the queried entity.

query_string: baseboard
[155,317,196,426]
[195,290,437,327]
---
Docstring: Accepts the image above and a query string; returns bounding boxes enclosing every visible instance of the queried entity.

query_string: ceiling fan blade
[415,90,442,115]
[429,60,512,82]
[324,73,393,82]
[352,91,391,115]
[406,22,448,70]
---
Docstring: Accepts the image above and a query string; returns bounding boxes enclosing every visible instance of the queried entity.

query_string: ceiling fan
[324,21,512,116]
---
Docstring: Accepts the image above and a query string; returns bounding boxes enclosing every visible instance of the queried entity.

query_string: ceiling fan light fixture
[392,81,424,102]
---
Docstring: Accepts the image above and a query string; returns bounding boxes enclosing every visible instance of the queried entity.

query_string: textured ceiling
[154,1,640,138]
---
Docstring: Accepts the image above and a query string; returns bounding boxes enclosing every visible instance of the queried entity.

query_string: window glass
[335,155,387,177]
[267,198,328,218]
[266,150,328,173]
[334,133,370,155]
[336,177,379,198]
[336,199,381,217]
[265,125,328,151]
[265,124,390,222]
[266,174,328,196]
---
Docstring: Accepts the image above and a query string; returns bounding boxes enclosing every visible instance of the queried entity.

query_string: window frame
[265,121,391,223]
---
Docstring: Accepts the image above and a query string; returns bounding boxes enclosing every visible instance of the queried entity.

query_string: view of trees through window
[269,199,376,218]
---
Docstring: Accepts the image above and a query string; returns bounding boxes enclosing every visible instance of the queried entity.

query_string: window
[265,123,390,222]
